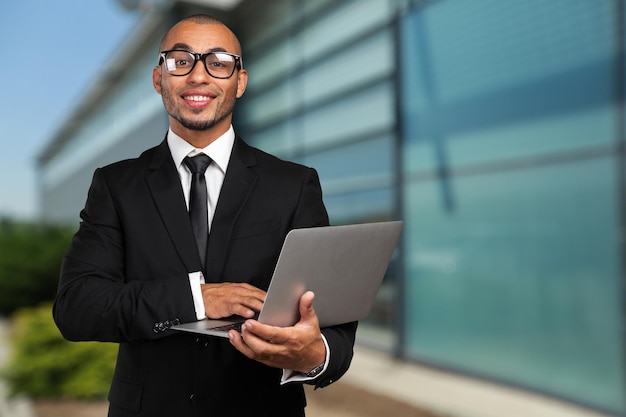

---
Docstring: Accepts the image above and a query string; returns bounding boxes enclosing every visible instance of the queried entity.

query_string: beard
[174,112,223,131]
[160,82,236,131]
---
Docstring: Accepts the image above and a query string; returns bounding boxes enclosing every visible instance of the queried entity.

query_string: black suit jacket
[53,136,357,417]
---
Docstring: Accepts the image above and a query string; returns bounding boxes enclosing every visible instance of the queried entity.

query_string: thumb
[298,291,317,323]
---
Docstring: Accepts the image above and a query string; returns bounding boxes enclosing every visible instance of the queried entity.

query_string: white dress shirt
[168,126,234,229]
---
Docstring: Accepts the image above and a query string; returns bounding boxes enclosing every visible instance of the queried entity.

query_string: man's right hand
[201,283,266,319]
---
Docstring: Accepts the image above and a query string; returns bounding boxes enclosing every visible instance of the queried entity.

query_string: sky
[0,0,139,220]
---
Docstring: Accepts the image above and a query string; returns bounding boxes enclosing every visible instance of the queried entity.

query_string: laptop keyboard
[210,321,244,333]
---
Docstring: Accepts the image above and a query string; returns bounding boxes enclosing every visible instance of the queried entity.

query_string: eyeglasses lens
[163,51,237,78]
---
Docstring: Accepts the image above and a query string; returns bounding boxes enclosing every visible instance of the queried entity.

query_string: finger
[238,284,268,301]
[228,295,265,318]
[234,285,267,310]
[232,303,259,318]
[229,307,254,318]
[234,326,297,370]
[236,323,284,366]
[242,320,288,346]
[298,291,317,324]
[228,329,255,358]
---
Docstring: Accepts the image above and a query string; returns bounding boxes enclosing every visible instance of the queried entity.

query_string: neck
[171,120,231,149]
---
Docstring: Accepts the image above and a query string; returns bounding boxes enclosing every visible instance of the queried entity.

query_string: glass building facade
[399,0,624,413]
[37,0,626,414]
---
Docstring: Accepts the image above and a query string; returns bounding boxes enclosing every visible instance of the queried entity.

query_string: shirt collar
[167,126,235,175]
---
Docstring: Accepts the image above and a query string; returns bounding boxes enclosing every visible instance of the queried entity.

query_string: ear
[236,69,248,99]
[152,66,162,95]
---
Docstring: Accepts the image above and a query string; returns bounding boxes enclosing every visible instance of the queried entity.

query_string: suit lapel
[145,140,203,273]
[206,137,258,281]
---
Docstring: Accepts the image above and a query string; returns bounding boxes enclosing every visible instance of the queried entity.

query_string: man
[53,14,357,417]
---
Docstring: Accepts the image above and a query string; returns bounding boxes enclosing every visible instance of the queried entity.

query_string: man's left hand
[228,291,326,374]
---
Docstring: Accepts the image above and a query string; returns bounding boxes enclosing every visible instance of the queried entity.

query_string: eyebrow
[168,43,229,54]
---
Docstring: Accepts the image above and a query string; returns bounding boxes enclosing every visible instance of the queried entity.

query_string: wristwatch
[305,363,325,378]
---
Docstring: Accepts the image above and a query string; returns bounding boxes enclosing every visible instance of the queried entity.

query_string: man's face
[152,21,247,136]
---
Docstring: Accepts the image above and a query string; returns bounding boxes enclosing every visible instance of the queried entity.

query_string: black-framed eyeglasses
[158,50,242,78]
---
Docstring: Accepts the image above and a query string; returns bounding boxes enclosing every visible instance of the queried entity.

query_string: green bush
[2,303,117,399]
[0,221,74,315]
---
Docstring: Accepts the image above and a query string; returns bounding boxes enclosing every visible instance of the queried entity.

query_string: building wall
[41,111,168,222]
[38,20,170,223]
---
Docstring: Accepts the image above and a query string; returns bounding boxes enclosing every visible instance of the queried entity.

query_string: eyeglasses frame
[158,49,243,79]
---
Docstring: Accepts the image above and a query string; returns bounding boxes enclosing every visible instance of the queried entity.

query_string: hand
[228,291,326,374]
[201,282,266,319]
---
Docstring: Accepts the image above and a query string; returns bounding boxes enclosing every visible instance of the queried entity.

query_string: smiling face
[153,19,248,147]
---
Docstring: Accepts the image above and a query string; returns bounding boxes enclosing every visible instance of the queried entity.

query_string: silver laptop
[171,220,403,337]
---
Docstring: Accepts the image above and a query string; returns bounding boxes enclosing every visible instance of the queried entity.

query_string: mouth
[181,92,216,108]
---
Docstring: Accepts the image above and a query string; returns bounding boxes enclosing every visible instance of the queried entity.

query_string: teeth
[185,95,211,101]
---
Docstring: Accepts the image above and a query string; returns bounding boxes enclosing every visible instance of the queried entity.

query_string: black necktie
[184,154,212,271]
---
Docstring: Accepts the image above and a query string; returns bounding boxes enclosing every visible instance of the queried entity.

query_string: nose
[186,60,212,84]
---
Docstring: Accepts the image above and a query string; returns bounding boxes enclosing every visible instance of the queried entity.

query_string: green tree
[3,303,117,399]
[0,222,74,315]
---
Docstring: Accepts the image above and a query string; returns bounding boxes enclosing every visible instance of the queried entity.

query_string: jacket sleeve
[53,168,198,343]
